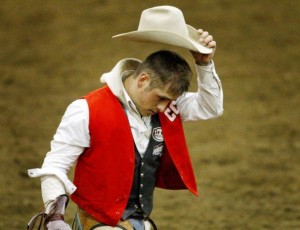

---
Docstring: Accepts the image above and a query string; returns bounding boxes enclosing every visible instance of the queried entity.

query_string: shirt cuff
[195,60,215,71]
[195,60,220,84]
[28,167,77,194]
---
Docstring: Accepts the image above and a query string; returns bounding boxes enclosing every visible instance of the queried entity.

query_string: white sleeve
[176,61,224,121]
[28,99,90,204]
[41,176,66,205]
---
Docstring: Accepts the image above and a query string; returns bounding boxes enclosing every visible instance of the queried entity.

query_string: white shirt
[28,59,223,203]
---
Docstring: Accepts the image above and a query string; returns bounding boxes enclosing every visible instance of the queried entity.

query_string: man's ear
[137,73,150,88]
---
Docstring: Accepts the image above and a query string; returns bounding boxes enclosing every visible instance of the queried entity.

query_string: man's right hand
[46,220,72,230]
[45,195,72,230]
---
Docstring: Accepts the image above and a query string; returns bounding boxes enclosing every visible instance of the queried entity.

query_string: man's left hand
[191,29,216,65]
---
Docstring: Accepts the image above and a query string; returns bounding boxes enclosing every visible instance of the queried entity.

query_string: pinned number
[164,101,179,122]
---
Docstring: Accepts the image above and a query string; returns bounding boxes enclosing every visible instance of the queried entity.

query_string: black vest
[122,114,164,220]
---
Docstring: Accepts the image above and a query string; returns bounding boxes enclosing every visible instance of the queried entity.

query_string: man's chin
[141,110,156,116]
[150,110,158,116]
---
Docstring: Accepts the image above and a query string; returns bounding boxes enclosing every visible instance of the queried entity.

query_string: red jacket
[71,86,197,226]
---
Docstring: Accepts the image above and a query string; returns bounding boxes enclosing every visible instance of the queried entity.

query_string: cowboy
[28,5,223,230]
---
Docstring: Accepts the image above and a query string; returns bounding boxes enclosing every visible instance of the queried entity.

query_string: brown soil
[0,1,299,229]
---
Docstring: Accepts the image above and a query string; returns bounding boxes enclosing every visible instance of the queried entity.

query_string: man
[28,6,223,230]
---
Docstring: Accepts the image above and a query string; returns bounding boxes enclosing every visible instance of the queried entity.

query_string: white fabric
[28,168,76,195]
[29,58,223,204]
[144,220,152,230]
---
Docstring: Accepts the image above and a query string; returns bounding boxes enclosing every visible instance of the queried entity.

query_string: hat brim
[112,27,212,54]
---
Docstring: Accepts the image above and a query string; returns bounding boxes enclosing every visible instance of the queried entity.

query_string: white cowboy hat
[112,5,212,54]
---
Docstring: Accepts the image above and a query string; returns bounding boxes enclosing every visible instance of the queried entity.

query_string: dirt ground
[0,0,299,229]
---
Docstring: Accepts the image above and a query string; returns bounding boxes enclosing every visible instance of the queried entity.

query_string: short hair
[134,50,192,97]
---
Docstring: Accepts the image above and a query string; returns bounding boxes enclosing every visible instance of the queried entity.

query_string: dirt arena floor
[0,0,299,229]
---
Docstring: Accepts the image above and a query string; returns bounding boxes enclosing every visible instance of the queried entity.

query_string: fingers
[197,29,217,49]
[207,40,216,49]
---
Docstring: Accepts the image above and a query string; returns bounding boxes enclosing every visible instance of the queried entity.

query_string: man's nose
[157,101,170,112]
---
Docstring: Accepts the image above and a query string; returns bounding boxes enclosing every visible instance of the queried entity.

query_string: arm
[176,29,223,121]
[28,99,90,227]
[28,99,90,229]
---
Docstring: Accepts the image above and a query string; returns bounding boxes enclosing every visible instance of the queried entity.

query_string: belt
[128,210,149,221]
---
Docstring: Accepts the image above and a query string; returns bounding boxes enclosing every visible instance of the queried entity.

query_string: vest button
[134,205,138,209]
[139,194,143,198]
[140,184,144,188]
[140,173,144,177]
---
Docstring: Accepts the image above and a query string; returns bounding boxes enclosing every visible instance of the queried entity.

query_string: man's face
[134,73,178,116]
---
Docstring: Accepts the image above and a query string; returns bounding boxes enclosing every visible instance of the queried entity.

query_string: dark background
[0,0,299,229]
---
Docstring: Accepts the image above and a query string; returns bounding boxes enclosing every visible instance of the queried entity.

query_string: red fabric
[156,112,198,195]
[71,86,197,226]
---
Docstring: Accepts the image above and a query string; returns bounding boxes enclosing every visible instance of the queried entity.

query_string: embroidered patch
[164,101,179,122]
[152,127,163,142]
[153,143,164,157]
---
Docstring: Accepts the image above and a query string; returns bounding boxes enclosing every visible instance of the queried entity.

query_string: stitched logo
[152,127,163,142]
[164,101,179,122]
[153,143,164,157]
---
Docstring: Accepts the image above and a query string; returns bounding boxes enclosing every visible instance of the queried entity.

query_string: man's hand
[27,195,72,230]
[46,220,72,230]
[191,29,216,65]
[45,195,72,230]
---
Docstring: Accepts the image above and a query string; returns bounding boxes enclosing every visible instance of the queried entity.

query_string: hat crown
[112,5,213,54]
[138,6,189,37]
